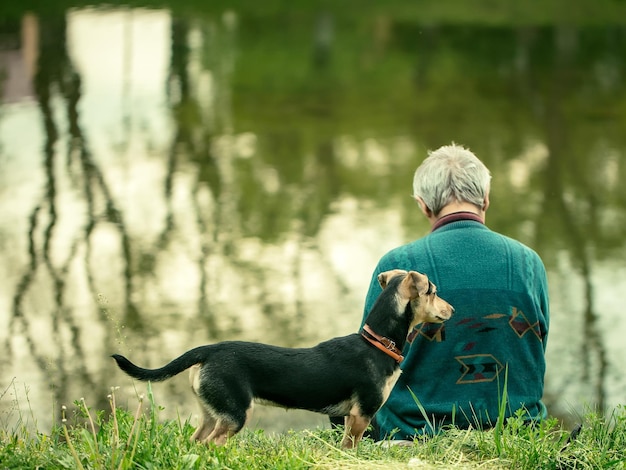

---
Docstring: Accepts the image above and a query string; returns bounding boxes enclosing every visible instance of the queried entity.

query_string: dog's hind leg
[189,364,216,442]
[341,409,371,449]
[190,403,215,442]
[205,406,252,446]
[205,417,241,445]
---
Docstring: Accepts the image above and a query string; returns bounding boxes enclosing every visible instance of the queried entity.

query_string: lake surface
[1,1,626,433]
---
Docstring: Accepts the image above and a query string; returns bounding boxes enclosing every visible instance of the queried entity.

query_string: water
[1,3,625,433]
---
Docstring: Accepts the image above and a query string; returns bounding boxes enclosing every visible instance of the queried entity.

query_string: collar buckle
[360,324,404,363]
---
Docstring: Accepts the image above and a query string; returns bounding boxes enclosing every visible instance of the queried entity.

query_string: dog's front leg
[341,413,370,449]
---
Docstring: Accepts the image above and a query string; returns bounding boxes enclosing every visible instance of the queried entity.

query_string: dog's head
[378,269,454,331]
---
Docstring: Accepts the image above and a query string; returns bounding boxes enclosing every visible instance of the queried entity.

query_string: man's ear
[482,194,490,212]
[415,197,432,217]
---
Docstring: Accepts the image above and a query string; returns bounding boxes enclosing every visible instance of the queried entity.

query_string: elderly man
[360,143,549,440]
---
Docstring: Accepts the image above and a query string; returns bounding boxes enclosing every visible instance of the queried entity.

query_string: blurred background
[1,0,625,434]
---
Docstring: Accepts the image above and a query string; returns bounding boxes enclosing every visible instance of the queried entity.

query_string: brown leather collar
[360,324,404,363]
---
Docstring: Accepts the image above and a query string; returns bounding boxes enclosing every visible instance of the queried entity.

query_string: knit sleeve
[533,251,550,351]
[361,266,384,327]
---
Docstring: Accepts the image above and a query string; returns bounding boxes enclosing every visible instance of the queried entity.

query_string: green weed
[1,382,626,469]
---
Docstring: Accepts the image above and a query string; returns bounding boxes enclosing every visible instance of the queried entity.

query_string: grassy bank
[1,384,625,469]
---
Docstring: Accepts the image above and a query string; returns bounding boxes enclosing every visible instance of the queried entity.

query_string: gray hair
[412,144,491,216]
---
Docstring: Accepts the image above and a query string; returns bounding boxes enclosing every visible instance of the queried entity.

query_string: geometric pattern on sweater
[455,315,500,334]
[455,354,504,384]
[414,323,446,342]
[509,307,543,341]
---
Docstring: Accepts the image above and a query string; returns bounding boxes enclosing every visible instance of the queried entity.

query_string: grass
[1,382,626,469]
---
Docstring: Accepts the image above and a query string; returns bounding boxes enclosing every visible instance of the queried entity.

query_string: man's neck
[428,202,485,227]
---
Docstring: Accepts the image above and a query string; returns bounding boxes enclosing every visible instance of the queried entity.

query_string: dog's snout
[438,303,454,321]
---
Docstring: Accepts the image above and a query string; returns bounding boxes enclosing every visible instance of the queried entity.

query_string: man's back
[363,219,549,438]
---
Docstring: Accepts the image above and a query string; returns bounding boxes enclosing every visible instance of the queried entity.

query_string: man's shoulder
[494,231,542,256]
[378,238,428,264]
[487,230,547,273]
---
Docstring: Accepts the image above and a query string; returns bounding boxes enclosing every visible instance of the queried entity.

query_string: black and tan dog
[112,269,453,448]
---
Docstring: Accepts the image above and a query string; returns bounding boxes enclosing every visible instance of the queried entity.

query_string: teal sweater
[362,218,549,438]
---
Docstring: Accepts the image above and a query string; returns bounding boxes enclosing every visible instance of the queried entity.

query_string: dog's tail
[111,345,210,382]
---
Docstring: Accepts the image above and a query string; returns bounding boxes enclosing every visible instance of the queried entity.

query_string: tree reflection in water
[1,5,625,433]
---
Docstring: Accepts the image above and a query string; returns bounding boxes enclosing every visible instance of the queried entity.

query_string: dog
[111,269,453,448]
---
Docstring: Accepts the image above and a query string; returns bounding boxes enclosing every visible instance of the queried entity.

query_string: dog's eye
[426,282,435,295]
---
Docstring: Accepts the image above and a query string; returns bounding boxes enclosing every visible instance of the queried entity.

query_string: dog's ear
[378,269,408,289]
[401,271,430,299]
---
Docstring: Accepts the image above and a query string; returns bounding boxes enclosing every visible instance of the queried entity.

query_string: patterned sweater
[361,215,549,438]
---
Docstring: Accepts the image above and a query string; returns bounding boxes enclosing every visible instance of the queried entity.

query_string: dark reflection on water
[1,4,625,433]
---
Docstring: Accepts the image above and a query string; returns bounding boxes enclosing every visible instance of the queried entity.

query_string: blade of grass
[493,364,509,456]
[407,386,436,435]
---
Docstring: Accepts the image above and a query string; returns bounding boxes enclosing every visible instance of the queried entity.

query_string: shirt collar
[431,211,484,232]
